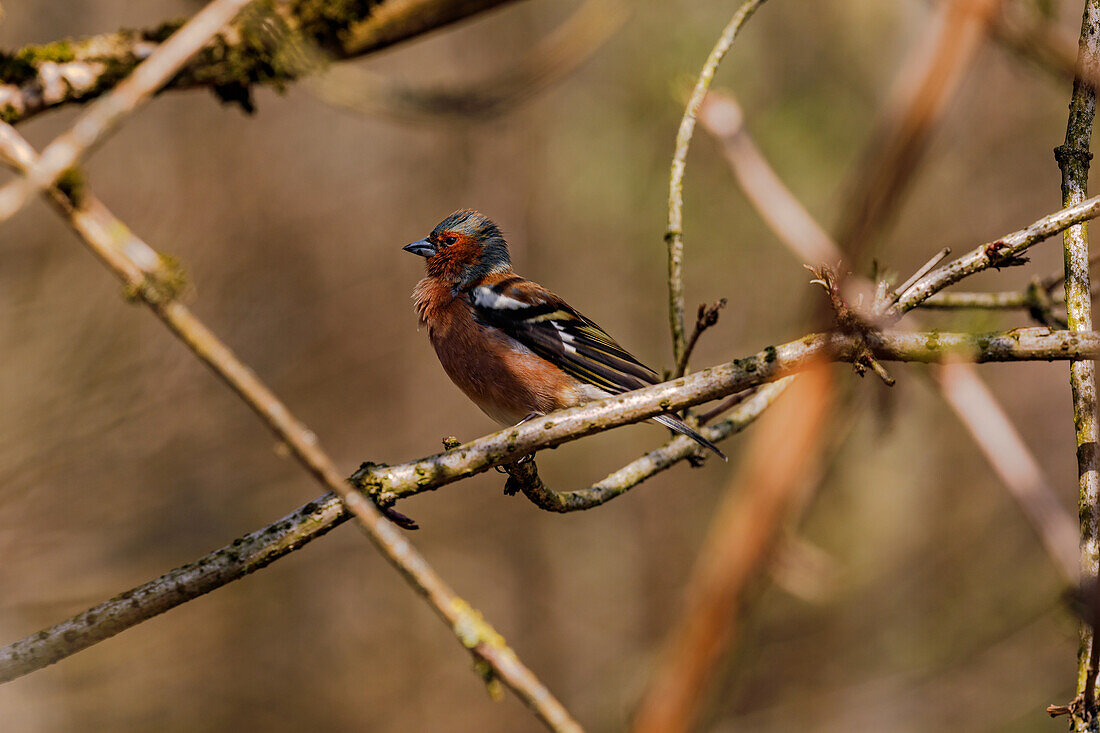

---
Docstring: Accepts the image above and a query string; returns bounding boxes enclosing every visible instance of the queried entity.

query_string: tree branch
[0,0,257,224]
[1058,2,1100,728]
[891,192,1100,314]
[699,88,1080,585]
[0,123,581,733]
[6,326,1100,684]
[0,492,350,683]
[0,0,526,126]
[357,328,1100,506]
[500,380,793,511]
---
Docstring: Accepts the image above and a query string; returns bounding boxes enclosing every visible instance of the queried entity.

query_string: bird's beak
[402,238,436,257]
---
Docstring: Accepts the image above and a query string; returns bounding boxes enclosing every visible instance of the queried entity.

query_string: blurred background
[0,0,1089,730]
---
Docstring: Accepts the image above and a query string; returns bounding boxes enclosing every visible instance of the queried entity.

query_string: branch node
[808,264,896,387]
[983,239,1031,270]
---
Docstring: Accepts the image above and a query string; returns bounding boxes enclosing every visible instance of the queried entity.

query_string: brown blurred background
[0,1,1088,730]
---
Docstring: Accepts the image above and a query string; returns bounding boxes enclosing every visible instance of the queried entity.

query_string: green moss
[0,104,17,124]
[55,166,86,207]
[19,39,76,64]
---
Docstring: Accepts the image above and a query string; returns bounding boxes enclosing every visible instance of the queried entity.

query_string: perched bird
[403,209,725,460]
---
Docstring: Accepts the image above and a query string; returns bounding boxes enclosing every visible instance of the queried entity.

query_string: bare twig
[666,0,768,368]
[833,0,1001,262]
[1057,3,1100,727]
[892,193,1100,314]
[921,288,1054,309]
[631,363,833,733]
[674,298,726,378]
[0,124,581,732]
[892,246,952,304]
[0,0,258,225]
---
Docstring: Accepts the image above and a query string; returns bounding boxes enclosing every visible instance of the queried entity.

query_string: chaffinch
[403,209,725,460]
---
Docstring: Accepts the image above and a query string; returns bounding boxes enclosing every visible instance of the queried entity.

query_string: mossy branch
[0,0,524,125]
[1058,2,1100,729]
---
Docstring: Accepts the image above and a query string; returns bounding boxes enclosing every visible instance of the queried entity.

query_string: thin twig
[1057,3,1100,727]
[0,0,257,225]
[666,0,768,368]
[892,193,1100,314]
[0,124,581,732]
[674,298,726,378]
[921,289,1051,308]
[892,246,951,304]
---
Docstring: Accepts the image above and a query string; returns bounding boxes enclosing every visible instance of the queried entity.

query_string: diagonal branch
[0,492,350,683]
[892,193,1100,314]
[0,0,527,126]
[0,124,581,732]
[501,380,792,511]
[0,0,258,225]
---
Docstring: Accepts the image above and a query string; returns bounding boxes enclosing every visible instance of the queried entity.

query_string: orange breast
[414,278,582,424]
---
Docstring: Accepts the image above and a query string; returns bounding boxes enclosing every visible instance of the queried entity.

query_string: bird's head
[403,209,511,286]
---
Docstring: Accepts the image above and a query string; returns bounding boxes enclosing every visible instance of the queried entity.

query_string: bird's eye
[444,236,457,246]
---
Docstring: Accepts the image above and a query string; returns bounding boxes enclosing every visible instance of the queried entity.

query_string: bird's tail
[652,414,727,461]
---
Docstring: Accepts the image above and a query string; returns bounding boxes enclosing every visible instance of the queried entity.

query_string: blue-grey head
[403,210,511,286]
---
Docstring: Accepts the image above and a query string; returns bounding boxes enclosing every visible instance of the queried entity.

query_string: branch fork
[807,264,896,386]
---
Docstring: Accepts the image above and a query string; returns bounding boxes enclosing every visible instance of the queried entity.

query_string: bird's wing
[467,277,659,395]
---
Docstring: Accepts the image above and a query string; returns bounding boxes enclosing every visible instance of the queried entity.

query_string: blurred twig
[935,363,1078,581]
[833,0,1001,263]
[666,0,768,369]
[631,363,833,733]
[701,89,1079,585]
[0,125,582,733]
[0,0,257,225]
[1056,2,1100,727]
[989,0,1078,80]
[0,0,528,125]
[310,0,628,121]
